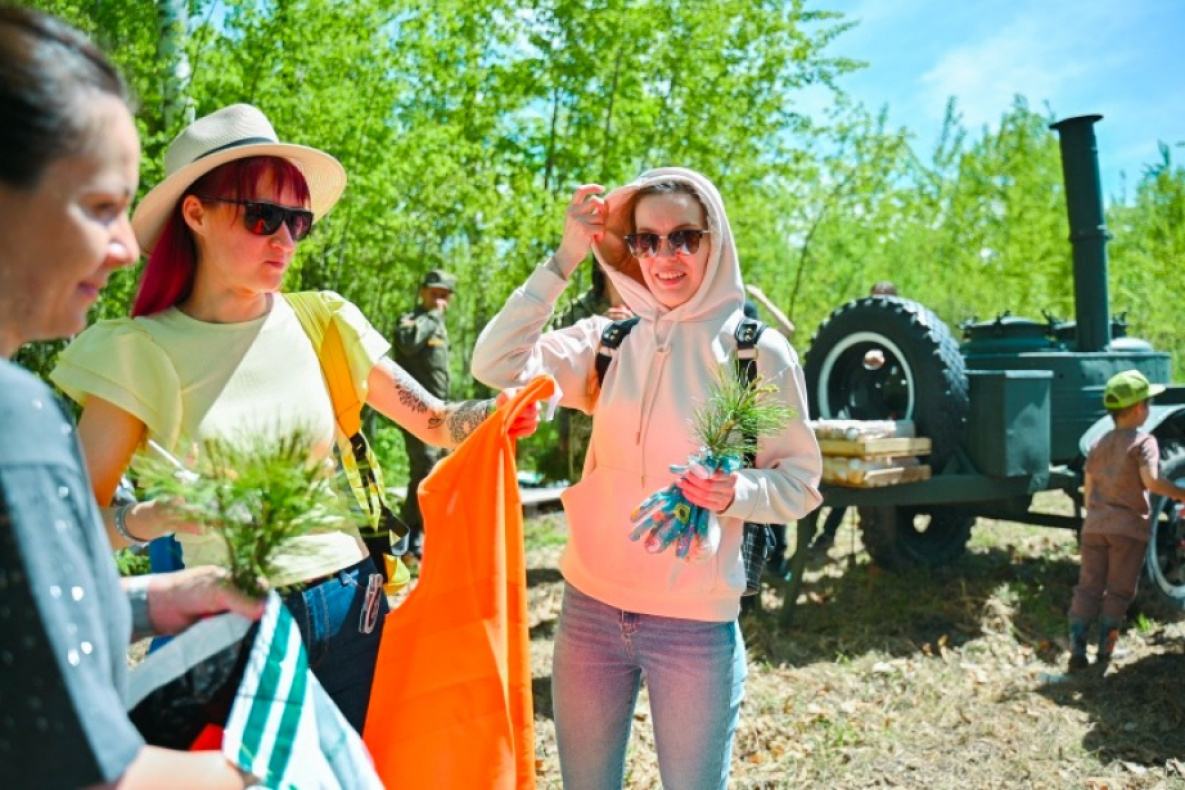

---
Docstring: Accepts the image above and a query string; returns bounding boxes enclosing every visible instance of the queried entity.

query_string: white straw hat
[131,104,347,253]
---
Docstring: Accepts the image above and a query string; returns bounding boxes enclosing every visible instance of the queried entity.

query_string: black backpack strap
[733,315,775,596]
[594,316,641,386]
[733,317,767,469]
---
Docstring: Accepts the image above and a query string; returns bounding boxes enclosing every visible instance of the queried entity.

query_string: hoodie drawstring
[635,343,670,485]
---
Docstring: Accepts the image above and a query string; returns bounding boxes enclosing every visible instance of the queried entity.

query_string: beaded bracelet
[114,503,150,547]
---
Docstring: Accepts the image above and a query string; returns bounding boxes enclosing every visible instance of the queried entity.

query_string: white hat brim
[131,141,346,254]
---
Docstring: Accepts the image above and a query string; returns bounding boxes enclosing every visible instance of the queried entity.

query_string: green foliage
[114,547,151,577]
[1108,143,1185,370]
[755,96,1185,377]
[693,359,795,460]
[523,513,568,551]
[365,414,410,493]
[135,430,360,596]
[21,0,855,383]
[514,415,568,481]
[19,1,1185,398]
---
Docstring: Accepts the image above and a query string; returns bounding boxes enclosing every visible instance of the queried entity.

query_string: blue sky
[814,0,1185,201]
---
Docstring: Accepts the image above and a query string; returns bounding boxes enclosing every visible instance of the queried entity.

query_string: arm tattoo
[377,360,491,444]
[445,399,495,444]
[381,358,433,413]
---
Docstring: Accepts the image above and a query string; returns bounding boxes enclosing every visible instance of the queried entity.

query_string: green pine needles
[692,357,796,460]
[136,430,360,598]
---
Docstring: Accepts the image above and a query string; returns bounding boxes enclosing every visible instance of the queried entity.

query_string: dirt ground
[127,496,1185,788]
[519,502,1185,790]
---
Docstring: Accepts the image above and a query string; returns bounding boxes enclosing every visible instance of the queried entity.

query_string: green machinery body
[795,114,1185,612]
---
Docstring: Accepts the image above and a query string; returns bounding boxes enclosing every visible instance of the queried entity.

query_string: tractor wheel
[804,296,969,471]
[1144,445,1185,612]
[857,505,976,570]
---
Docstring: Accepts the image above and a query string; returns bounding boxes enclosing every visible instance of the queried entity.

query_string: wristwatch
[124,574,154,640]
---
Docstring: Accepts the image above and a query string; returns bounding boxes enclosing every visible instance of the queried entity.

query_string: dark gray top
[0,360,143,787]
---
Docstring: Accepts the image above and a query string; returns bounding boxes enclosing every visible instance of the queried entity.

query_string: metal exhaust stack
[1049,114,1111,352]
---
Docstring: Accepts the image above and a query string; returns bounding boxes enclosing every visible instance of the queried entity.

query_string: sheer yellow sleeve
[49,319,183,448]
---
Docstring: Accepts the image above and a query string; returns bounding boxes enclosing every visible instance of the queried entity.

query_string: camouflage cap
[1103,369,1165,410]
[420,269,457,292]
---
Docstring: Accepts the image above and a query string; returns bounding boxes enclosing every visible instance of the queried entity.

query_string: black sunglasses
[623,229,710,258]
[199,196,314,241]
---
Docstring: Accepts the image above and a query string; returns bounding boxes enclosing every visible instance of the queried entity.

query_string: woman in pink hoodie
[473,169,822,789]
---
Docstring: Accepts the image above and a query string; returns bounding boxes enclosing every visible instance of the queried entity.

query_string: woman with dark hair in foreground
[0,7,263,787]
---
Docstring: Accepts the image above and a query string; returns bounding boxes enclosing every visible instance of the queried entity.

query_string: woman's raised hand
[554,184,606,277]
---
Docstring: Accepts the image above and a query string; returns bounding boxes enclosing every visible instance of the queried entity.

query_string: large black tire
[856,505,976,571]
[805,297,972,568]
[1144,444,1185,612]
[804,296,969,469]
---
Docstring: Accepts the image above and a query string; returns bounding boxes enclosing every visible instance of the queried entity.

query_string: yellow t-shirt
[51,292,390,587]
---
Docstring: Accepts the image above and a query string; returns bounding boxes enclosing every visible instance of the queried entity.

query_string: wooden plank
[388,485,566,508]
[818,436,932,457]
[824,464,931,488]
[520,487,567,507]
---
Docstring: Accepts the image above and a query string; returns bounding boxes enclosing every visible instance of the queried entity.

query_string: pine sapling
[136,429,361,597]
[631,356,795,560]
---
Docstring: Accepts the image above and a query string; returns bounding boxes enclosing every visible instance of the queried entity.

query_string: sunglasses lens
[669,230,704,255]
[244,203,284,236]
[625,231,704,257]
[626,233,660,257]
[288,210,313,241]
[243,203,313,241]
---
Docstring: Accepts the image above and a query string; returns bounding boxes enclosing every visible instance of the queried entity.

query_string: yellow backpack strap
[286,292,348,436]
[285,292,411,592]
[286,292,379,512]
[320,320,363,438]
[312,313,385,516]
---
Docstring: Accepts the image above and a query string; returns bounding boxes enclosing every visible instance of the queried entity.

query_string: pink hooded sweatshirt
[472,167,822,621]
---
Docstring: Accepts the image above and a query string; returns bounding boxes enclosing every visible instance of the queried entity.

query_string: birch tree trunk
[157,0,192,130]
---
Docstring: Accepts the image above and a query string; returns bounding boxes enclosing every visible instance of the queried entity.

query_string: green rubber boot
[1067,619,1090,673]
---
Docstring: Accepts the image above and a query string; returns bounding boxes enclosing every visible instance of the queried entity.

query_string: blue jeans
[282,556,388,733]
[552,583,746,790]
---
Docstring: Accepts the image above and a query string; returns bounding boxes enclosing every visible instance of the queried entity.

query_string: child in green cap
[1066,369,1185,673]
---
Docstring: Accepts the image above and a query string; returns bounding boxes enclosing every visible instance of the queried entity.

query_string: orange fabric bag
[363,378,551,789]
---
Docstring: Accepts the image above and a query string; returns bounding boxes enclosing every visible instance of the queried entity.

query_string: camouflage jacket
[393,306,450,399]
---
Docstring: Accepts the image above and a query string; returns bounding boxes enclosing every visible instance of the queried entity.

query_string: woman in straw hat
[0,8,265,786]
[50,103,537,733]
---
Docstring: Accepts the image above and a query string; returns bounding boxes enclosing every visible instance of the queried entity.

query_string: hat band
[193,136,280,162]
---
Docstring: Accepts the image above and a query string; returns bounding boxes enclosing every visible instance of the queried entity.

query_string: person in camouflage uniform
[393,269,456,557]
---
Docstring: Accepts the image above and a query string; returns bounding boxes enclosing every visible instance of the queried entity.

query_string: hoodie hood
[592,167,744,324]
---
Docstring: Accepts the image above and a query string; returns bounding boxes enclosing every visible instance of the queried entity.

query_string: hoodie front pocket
[562,466,723,595]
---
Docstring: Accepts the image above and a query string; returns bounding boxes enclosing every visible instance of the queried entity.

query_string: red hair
[132,157,312,317]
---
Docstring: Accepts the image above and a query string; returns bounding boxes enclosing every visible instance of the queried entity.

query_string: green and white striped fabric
[222,593,382,789]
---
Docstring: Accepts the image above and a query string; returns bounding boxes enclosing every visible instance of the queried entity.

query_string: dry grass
[523,497,1185,789]
[126,495,1185,788]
